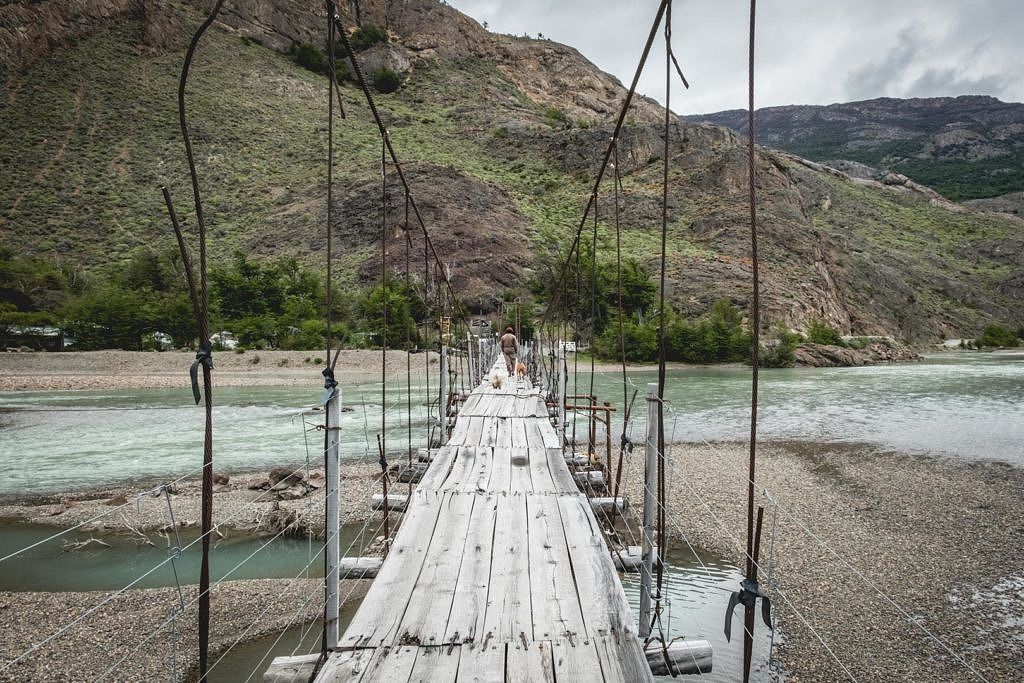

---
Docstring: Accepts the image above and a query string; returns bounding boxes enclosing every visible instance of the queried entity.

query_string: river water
[0,352,1020,498]
[0,352,1020,680]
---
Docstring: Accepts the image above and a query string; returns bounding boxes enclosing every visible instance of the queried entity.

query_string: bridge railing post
[439,343,448,445]
[558,341,567,449]
[639,382,658,639]
[324,385,341,649]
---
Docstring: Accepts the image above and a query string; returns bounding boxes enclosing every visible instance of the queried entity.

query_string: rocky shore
[793,340,923,367]
[0,461,396,680]
[0,461,389,534]
[622,442,1024,682]
[0,578,370,681]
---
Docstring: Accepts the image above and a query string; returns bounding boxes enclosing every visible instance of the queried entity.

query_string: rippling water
[0,352,1021,496]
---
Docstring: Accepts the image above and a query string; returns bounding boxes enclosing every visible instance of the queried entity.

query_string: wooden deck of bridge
[315,357,652,682]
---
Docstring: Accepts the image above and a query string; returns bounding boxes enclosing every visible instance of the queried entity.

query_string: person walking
[499,326,517,375]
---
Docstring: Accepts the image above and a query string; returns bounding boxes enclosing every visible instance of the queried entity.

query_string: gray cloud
[844,26,925,101]
[447,0,1024,113]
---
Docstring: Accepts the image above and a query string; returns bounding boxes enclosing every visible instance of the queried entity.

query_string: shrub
[806,318,845,346]
[349,24,388,52]
[372,67,401,93]
[977,324,1019,348]
[594,320,657,362]
[543,106,569,127]
[760,325,799,368]
[492,126,509,139]
[293,42,326,73]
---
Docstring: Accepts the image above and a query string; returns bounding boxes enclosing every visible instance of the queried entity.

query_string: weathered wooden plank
[417,446,459,491]
[315,647,374,681]
[506,640,555,683]
[340,497,445,648]
[522,422,556,493]
[594,635,655,682]
[539,419,561,449]
[444,493,498,644]
[479,416,498,448]
[507,447,532,493]
[555,495,635,639]
[399,492,477,646]
[460,394,482,415]
[495,417,512,449]
[408,645,461,681]
[509,417,529,448]
[464,416,486,447]
[357,644,419,681]
[482,494,531,642]
[454,643,505,683]
[546,447,579,493]
[443,446,481,491]
[551,638,606,680]
[488,445,511,493]
[526,494,585,641]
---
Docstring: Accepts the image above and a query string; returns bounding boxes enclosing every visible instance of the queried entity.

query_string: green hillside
[2,6,1022,348]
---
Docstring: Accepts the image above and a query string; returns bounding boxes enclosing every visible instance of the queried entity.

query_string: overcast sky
[447,0,1024,114]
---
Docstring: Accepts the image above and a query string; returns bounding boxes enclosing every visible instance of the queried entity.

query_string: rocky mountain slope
[1,0,1021,342]
[687,96,1024,201]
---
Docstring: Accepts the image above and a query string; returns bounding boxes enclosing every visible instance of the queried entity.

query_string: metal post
[439,343,448,445]
[639,382,658,639]
[324,386,341,649]
[558,342,568,448]
[467,331,475,386]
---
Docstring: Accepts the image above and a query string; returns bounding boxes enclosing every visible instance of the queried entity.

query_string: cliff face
[1,1,1021,341]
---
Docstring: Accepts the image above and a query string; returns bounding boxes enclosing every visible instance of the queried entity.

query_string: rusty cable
[172,0,225,677]
[540,0,671,328]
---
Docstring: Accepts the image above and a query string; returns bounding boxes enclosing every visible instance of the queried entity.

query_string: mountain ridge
[685,95,1024,201]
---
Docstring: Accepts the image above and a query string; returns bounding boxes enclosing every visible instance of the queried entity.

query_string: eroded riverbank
[0,442,1019,680]
[619,441,1024,682]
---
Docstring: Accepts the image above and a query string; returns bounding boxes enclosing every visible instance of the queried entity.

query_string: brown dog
[515,362,527,380]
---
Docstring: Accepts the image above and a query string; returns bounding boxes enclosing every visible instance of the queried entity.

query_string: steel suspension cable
[169,2,225,674]
[655,0,674,598]
[540,0,670,328]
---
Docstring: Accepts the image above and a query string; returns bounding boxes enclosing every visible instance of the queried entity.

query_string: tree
[61,285,154,350]
[977,324,1019,348]
[359,286,417,348]
[806,318,845,346]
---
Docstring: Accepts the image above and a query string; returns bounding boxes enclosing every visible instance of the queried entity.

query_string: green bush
[492,126,509,139]
[543,106,569,127]
[349,25,388,52]
[760,325,799,368]
[593,300,751,364]
[293,42,326,73]
[806,318,845,346]
[372,67,401,93]
[594,319,657,362]
[977,324,1019,348]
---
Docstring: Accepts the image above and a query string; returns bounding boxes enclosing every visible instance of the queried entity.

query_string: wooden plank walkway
[316,356,652,682]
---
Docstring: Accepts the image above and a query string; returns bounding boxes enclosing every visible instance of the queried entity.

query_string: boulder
[269,467,304,487]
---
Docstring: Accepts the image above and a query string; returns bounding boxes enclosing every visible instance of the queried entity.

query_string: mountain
[1,0,1022,342]
[686,96,1024,201]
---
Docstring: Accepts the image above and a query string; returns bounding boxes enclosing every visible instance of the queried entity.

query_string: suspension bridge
[311,353,654,680]
[0,0,1001,680]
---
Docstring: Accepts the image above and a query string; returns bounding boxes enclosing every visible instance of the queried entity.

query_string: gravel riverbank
[0,577,370,681]
[0,349,438,391]
[0,461,388,534]
[621,441,1024,682]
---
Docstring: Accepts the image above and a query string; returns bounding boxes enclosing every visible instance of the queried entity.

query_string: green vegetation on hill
[0,247,425,351]
[2,12,1022,348]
